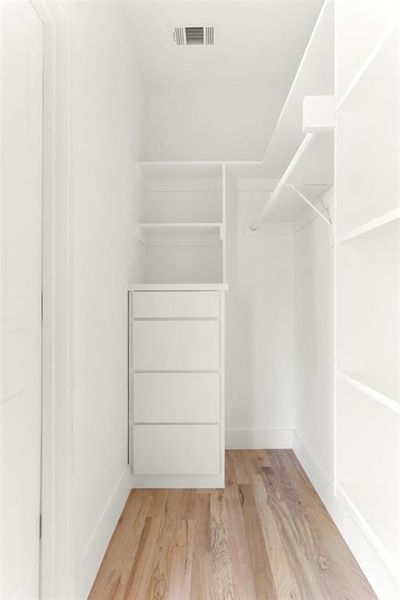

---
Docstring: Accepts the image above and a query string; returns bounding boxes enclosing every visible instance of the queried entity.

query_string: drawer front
[133,425,220,475]
[132,291,219,319]
[134,373,220,423]
[133,320,220,371]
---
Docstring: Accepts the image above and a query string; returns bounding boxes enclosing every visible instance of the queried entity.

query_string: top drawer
[132,291,220,319]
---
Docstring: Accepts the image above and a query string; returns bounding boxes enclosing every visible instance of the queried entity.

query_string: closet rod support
[288,185,331,225]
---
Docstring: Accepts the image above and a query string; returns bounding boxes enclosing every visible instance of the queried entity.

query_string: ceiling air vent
[172,26,215,47]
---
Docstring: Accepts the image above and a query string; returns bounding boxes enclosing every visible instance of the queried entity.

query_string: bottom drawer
[133,424,220,475]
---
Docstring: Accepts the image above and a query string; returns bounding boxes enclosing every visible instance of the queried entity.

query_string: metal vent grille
[172,26,215,46]
[173,27,185,46]
[185,27,204,45]
[205,26,214,45]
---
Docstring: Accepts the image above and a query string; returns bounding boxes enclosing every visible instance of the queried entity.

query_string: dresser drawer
[132,291,219,319]
[134,372,220,423]
[133,320,220,371]
[133,424,220,475]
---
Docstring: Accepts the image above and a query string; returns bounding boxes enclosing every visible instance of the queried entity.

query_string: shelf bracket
[288,185,332,225]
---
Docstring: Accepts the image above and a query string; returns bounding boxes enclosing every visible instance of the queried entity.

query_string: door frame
[29,2,73,597]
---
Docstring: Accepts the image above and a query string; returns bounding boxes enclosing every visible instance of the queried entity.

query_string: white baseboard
[225,427,293,449]
[292,429,333,507]
[293,430,400,600]
[76,466,131,599]
[131,473,224,489]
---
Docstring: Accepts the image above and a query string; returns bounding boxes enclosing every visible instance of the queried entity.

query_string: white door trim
[29,2,73,598]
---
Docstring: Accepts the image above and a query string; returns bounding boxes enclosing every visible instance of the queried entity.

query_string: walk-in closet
[1,1,399,598]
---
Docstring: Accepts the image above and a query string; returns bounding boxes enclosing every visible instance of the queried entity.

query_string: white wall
[144,85,284,161]
[293,192,334,483]
[61,2,145,596]
[226,187,295,448]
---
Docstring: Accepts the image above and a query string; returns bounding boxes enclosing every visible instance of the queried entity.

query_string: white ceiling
[125,1,323,91]
[125,0,323,161]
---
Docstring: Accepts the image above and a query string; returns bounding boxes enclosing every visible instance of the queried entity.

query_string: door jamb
[29,2,73,597]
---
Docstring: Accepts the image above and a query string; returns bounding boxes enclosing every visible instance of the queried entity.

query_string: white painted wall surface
[293,193,334,482]
[143,85,284,161]
[60,2,145,596]
[226,189,295,447]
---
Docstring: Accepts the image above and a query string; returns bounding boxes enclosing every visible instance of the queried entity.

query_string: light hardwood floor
[89,450,377,599]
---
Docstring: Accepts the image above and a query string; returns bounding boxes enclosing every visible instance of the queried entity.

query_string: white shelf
[336,7,399,103]
[337,370,399,413]
[336,218,400,415]
[336,27,400,235]
[259,131,333,222]
[337,480,400,573]
[336,208,400,245]
[262,0,334,176]
[138,223,223,247]
[128,283,228,291]
[139,162,222,181]
[336,377,400,559]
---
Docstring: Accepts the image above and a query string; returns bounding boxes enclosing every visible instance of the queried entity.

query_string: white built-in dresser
[128,283,227,488]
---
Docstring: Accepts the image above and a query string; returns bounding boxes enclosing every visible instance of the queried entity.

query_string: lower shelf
[337,369,399,413]
[336,377,400,559]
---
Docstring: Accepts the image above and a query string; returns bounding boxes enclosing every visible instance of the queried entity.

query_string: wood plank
[224,450,236,485]
[89,570,129,600]
[145,491,183,599]
[230,449,251,484]
[239,484,278,600]
[260,454,325,598]
[190,493,214,600]
[89,490,154,599]
[123,516,161,599]
[252,478,304,600]
[168,520,195,600]
[209,490,234,600]
[224,484,257,599]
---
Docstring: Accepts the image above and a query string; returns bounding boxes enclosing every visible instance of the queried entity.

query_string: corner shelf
[138,223,223,247]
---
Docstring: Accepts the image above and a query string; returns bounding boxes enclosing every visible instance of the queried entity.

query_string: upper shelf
[336,208,400,245]
[138,222,223,247]
[139,162,222,181]
[138,162,223,192]
[128,283,229,291]
[338,369,399,414]
[259,131,334,222]
[262,0,334,177]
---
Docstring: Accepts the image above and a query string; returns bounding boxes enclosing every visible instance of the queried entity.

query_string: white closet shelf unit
[137,161,227,283]
[130,162,228,488]
[335,14,400,575]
